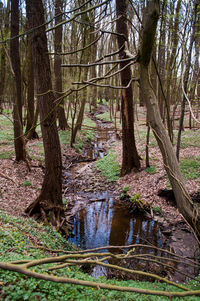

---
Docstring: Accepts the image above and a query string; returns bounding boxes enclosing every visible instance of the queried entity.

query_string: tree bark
[25,0,68,234]
[139,0,200,241]
[176,1,198,160]
[116,0,141,176]
[10,0,26,161]
[0,1,5,112]
[25,36,38,139]
[54,0,68,130]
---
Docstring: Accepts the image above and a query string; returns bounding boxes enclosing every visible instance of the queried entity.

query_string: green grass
[96,151,120,182]
[180,156,200,179]
[0,211,200,300]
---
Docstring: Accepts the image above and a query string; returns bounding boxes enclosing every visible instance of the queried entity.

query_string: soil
[0,106,200,282]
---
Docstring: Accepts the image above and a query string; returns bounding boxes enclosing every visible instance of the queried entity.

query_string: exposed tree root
[25,197,70,236]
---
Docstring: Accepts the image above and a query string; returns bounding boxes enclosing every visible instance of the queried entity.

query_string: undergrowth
[0,211,200,300]
[59,116,96,152]
[180,156,200,179]
[96,150,120,182]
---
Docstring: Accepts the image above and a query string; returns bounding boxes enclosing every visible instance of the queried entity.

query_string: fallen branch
[0,260,200,298]
[0,172,16,184]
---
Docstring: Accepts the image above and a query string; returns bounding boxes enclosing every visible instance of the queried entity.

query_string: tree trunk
[71,2,90,144]
[10,0,26,161]
[25,36,38,139]
[176,1,198,160]
[54,0,68,130]
[116,0,141,176]
[25,0,68,234]
[157,0,166,119]
[139,0,200,241]
[0,1,5,112]
[0,1,9,112]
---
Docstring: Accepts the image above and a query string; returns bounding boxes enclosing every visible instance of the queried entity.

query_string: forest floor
[0,106,200,283]
[0,106,199,225]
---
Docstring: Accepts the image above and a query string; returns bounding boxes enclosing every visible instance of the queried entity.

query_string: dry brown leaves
[114,141,200,225]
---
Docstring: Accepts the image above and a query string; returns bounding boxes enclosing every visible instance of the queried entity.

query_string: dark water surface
[69,195,164,250]
[68,193,171,278]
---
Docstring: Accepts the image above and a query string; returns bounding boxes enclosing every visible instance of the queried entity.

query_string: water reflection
[69,196,164,250]
[68,195,170,278]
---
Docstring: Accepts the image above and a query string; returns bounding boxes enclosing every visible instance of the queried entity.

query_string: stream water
[69,195,164,250]
[66,115,199,281]
[68,192,172,279]
[83,120,115,160]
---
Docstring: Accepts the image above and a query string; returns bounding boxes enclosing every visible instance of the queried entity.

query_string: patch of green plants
[96,111,111,122]
[120,185,130,198]
[145,166,157,174]
[62,197,67,205]
[120,187,149,212]
[0,150,14,159]
[96,98,108,105]
[130,193,144,206]
[21,180,32,187]
[180,156,200,179]
[58,129,71,145]
[180,130,200,148]
[96,151,120,182]
[82,116,96,129]
[0,115,13,145]
[59,116,96,152]
[153,206,162,214]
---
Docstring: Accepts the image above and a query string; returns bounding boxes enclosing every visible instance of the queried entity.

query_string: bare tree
[176,0,199,160]
[116,0,141,176]
[10,0,26,161]
[25,0,67,233]
[25,33,39,139]
[54,0,68,130]
[139,0,200,241]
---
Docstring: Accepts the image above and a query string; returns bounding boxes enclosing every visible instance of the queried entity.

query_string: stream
[64,112,199,282]
[68,194,170,279]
